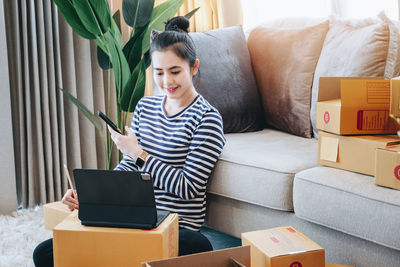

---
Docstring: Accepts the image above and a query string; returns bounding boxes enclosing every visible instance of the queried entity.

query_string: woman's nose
[163,73,173,86]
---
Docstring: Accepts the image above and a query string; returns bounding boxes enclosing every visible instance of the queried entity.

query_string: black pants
[33,228,212,267]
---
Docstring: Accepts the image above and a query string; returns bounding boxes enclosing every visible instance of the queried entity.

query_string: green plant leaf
[88,0,111,33]
[60,88,103,131]
[71,0,103,35]
[128,42,142,73]
[104,32,130,100]
[110,12,123,46]
[143,50,151,69]
[120,60,146,112]
[112,10,121,33]
[122,0,155,28]
[184,7,200,19]
[106,40,122,96]
[123,25,147,71]
[96,9,125,70]
[53,0,96,39]
[141,0,185,55]
[97,46,112,70]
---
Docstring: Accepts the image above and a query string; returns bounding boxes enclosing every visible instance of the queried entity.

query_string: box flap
[318,77,342,102]
[318,77,382,102]
[391,77,400,117]
[341,80,390,107]
[55,213,178,235]
[229,258,247,267]
[143,246,250,267]
[378,144,400,152]
[321,99,341,106]
[242,226,323,258]
[326,263,355,267]
[356,135,400,146]
[320,135,339,162]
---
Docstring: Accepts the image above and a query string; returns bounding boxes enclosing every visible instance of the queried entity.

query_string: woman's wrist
[135,150,149,169]
[130,148,143,161]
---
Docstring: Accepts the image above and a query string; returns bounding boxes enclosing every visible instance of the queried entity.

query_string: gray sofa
[204,16,400,267]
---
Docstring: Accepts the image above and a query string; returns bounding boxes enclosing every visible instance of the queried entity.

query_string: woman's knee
[33,238,54,267]
[179,228,213,256]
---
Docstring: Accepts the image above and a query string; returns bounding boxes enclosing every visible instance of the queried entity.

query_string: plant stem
[107,68,112,169]
[117,106,122,163]
[98,130,108,170]
[123,111,127,132]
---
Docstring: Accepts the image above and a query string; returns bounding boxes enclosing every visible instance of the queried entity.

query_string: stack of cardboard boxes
[45,202,352,266]
[316,77,400,190]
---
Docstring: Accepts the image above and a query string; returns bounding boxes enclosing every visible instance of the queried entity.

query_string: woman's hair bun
[165,16,190,33]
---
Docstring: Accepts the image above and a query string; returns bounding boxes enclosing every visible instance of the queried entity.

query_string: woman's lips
[166,87,178,93]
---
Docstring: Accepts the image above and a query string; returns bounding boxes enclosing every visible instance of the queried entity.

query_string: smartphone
[97,110,122,134]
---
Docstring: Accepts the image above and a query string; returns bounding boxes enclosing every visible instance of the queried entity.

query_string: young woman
[33,16,225,266]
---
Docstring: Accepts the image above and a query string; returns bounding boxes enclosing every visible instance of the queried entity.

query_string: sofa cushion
[294,166,400,251]
[244,17,329,39]
[310,17,390,137]
[189,25,264,134]
[207,128,318,211]
[378,11,400,78]
[248,21,329,138]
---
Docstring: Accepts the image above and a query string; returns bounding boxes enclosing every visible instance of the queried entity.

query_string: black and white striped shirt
[116,94,225,231]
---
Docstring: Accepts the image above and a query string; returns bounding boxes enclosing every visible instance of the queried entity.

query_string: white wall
[0,0,18,214]
[240,0,399,31]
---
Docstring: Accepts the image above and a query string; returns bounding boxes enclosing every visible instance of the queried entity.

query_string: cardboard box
[326,263,354,267]
[375,145,400,190]
[318,131,400,176]
[142,246,250,267]
[43,201,73,230]
[316,77,398,135]
[390,77,400,117]
[53,212,179,267]
[242,226,325,267]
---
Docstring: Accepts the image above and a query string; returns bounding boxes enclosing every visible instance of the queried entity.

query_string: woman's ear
[192,59,200,75]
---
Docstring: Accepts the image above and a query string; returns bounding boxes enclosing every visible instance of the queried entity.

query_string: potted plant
[53,0,198,169]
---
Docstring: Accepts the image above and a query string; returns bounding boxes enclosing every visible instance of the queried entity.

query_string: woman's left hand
[108,126,143,160]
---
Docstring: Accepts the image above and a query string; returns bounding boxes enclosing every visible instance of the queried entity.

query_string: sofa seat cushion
[294,166,400,251]
[207,129,318,211]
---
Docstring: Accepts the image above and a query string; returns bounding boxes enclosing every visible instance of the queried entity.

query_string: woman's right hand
[62,189,79,211]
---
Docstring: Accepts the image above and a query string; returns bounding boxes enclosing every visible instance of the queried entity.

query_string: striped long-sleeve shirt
[115,94,226,231]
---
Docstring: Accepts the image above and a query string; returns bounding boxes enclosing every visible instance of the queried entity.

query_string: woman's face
[152,48,198,100]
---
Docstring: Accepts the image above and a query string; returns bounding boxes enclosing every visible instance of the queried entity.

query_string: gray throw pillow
[190,25,264,133]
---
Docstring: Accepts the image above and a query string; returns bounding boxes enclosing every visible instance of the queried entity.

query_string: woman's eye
[156,73,163,76]
[172,71,180,75]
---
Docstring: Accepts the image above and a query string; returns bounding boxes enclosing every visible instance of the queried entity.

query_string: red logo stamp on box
[290,262,303,267]
[324,111,330,124]
[270,237,279,243]
[357,110,389,130]
[394,166,400,181]
[287,227,296,233]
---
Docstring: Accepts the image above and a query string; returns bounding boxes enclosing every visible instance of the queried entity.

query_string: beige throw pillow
[248,21,329,138]
[378,11,400,78]
[310,18,390,137]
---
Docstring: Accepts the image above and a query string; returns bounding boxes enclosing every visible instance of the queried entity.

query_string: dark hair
[150,16,197,67]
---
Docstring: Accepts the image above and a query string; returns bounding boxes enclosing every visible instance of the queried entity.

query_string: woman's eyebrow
[154,66,182,71]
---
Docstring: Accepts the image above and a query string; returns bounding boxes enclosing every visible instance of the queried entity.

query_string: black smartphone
[97,110,122,134]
